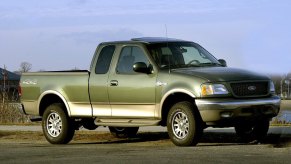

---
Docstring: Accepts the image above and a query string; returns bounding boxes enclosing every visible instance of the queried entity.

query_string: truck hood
[172,67,270,82]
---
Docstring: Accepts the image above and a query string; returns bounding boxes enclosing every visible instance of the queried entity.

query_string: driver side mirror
[218,59,227,67]
[133,62,152,74]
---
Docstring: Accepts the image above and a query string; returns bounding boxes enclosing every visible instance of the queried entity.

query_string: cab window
[116,46,149,74]
[95,45,115,74]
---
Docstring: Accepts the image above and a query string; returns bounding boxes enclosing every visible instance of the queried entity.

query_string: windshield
[146,42,221,69]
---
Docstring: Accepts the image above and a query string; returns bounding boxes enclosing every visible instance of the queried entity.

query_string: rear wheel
[235,118,270,142]
[109,127,139,138]
[42,103,75,144]
[167,101,203,146]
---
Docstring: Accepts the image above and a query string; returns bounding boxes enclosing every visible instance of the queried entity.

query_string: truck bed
[20,71,92,116]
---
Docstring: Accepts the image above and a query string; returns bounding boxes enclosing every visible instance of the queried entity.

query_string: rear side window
[95,45,115,74]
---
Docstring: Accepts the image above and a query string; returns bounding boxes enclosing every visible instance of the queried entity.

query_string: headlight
[269,81,275,93]
[201,84,229,96]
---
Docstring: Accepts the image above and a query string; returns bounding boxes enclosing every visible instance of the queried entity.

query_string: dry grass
[281,100,291,110]
[270,100,291,125]
[0,103,30,124]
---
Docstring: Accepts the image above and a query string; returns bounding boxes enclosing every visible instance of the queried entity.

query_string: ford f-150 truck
[19,37,280,146]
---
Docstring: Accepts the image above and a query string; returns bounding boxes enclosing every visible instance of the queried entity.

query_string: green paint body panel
[19,38,280,127]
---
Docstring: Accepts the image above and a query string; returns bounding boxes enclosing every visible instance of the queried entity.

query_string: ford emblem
[248,86,256,91]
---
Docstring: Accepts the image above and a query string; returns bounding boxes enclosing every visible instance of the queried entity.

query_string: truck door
[108,46,156,118]
[89,45,116,117]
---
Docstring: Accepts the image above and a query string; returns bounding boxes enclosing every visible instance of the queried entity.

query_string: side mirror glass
[133,62,151,74]
[218,59,227,67]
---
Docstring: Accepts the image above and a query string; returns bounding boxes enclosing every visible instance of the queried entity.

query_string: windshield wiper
[161,64,199,69]
[161,64,182,69]
[199,62,222,67]
[162,63,216,69]
[184,64,201,68]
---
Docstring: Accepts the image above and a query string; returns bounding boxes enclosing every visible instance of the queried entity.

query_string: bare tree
[19,62,32,73]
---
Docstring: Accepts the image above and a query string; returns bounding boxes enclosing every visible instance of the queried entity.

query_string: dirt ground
[0,130,171,146]
[1,128,291,163]
[1,130,291,148]
[0,100,290,146]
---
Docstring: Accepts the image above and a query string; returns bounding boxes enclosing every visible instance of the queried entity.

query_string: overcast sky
[0,0,290,74]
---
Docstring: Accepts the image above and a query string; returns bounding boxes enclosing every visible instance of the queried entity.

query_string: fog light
[220,112,233,118]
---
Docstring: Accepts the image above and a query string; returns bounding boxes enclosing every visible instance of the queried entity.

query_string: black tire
[235,118,270,142]
[167,101,203,146]
[109,127,139,138]
[42,103,75,144]
[82,118,98,130]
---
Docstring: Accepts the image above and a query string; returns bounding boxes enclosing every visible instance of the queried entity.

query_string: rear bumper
[18,103,42,122]
[195,96,281,126]
[17,103,27,115]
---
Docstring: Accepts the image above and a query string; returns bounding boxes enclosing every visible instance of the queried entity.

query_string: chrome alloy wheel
[47,112,62,137]
[172,111,189,139]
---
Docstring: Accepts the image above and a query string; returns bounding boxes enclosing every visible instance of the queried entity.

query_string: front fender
[160,88,196,107]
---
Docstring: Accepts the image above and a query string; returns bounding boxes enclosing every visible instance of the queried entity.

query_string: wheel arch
[38,90,71,117]
[160,89,201,126]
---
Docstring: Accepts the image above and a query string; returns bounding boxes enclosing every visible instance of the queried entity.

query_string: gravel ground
[0,126,291,147]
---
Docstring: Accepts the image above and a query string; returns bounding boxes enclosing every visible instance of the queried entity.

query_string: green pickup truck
[19,37,280,146]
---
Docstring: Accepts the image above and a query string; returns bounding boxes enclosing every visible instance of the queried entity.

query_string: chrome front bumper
[195,96,281,125]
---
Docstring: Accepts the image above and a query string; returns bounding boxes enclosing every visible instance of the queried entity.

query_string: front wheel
[42,103,75,144]
[235,118,270,142]
[167,101,203,146]
[109,127,139,138]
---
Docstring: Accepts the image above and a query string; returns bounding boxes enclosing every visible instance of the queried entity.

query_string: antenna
[165,24,168,38]
[165,24,171,74]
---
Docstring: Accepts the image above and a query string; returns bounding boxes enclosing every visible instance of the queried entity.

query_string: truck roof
[100,37,190,45]
[131,37,188,43]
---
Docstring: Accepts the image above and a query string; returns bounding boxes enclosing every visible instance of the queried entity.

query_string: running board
[94,118,160,127]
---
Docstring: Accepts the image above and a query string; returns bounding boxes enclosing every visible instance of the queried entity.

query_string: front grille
[230,82,269,97]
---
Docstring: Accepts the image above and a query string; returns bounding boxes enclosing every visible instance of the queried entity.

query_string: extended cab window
[116,46,149,74]
[95,45,115,74]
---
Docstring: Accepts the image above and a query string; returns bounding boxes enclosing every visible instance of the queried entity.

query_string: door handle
[110,80,118,86]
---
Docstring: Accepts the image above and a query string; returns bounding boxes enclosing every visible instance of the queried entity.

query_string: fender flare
[160,88,196,111]
[37,90,71,116]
